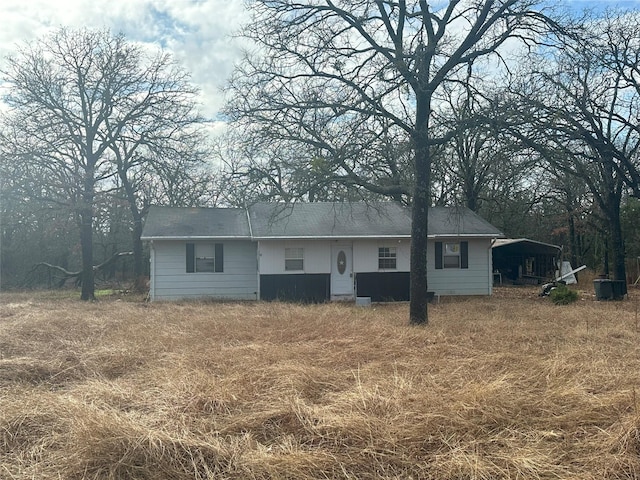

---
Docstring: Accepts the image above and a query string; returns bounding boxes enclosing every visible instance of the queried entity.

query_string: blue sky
[567,0,640,5]
[562,0,640,15]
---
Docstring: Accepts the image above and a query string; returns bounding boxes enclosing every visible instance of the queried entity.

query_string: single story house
[491,238,562,285]
[141,202,504,302]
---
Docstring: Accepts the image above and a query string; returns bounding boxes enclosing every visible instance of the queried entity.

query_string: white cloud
[0,0,247,118]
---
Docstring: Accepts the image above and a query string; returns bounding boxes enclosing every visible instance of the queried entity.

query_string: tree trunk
[131,216,145,292]
[79,168,95,300]
[464,174,480,212]
[410,183,429,325]
[466,194,478,212]
[603,237,610,276]
[79,205,95,300]
[608,201,627,284]
[409,92,431,325]
[568,209,577,267]
[599,171,626,285]
[120,170,146,293]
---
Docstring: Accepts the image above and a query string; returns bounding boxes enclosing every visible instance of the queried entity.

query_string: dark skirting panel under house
[355,272,410,302]
[260,274,331,303]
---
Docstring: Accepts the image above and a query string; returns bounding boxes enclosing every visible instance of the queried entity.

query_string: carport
[492,238,562,285]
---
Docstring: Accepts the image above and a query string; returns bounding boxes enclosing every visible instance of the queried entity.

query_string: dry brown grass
[1,286,640,479]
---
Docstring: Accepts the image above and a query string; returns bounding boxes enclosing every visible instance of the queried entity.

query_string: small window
[196,244,215,272]
[187,243,224,273]
[378,246,397,269]
[285,247,304,271]
[435,241,468,270]
[443,242,460,269]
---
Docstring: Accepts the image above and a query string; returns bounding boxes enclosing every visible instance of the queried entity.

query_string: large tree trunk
[120,170,147,292]
[79,172,95,301]
[79,211,95,300]
[568,209,577,267]
[410,183,429,325]
[599,170,627,286]
[466,194,478,212]
[131,216,145,292]
[409,93,431,325]
[608,199,627,285]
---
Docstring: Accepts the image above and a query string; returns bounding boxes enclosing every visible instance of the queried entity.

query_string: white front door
[331,244,354,300]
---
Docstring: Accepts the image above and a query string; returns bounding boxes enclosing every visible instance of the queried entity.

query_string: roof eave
[141,235,252,241]
[143,233,503,240]
[252,234,412,240]
[492,238,560,250]
[428,233,505,238]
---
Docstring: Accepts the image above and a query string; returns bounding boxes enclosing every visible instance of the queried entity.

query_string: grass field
[1,286,640,479]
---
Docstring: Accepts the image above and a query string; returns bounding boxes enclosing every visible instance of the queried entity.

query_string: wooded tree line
[1,2,639,323]
[0,29,220,297]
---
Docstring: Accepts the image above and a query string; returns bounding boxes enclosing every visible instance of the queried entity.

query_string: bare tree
[2,28,209,299]
[544,164,593,269]
[225,0,562,324]
[504,11,640,286]
[219,120,413,206]
[109,132,213,291]
[431,88,543,214]
[0,126,79,288]
[597,11,640,197]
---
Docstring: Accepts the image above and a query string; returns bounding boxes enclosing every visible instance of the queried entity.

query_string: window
[195,244,215,272]
[443,242,460,268]
[378,246,397,269]
[435,241,468,270]
[285,247,304,271]
[186,243,224,273]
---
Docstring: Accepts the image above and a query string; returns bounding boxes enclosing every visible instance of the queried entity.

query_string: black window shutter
[215,243,224,272]
[435,242,443,269]
[461,241,469,269]
[186,243,195,273]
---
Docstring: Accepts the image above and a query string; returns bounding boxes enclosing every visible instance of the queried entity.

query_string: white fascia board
[142,233,503,241]
[427,234,505,239]
[250,235,412,240]
[141,236,252,241]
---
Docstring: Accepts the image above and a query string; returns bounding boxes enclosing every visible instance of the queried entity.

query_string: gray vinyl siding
[150,240,258,300]
[426,238,493,296]
[258,240,331,274]
[258,239,413,274]
[148,237,494,300]
[352,239,410,272]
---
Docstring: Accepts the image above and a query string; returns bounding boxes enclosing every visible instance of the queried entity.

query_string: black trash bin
[594,279,626,300]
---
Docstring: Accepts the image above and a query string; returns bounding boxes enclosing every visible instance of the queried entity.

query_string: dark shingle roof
[141,203,503,240]
[427,206,504,237]
[248,202,412,238]
[141,206,250,239]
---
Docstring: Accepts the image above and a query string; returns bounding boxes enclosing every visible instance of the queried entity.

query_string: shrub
[550,283,579,305]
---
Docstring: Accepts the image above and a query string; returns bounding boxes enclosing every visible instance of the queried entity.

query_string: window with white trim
[285,247,304,271]
[435,241,468,270]
[186,243,224,273]
[378,246,397,269]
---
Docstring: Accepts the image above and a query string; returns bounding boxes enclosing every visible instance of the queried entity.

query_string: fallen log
[29,251,133,287]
